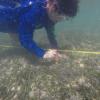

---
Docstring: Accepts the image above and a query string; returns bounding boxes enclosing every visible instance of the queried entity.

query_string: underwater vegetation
[0,32,100,100]
[0,48,100,100]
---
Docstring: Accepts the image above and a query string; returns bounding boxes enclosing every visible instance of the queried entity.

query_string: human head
[46,0,79,23]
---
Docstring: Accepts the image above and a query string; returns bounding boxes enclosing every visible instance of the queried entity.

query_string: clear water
[0,0,100,51]
[54,0,100,51]
[0,0,100,100]
[57,0,100,33]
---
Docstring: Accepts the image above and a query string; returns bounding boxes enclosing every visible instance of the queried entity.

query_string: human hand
[43,49,66,62]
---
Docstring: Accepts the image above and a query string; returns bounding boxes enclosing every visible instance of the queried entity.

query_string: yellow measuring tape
[0,44,100,55]
[57,49,100,55]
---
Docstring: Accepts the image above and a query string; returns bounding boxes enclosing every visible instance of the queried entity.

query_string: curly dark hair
[57,0,79,17]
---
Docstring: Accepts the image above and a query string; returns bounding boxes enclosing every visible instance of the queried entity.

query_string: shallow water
[0,0,100,100]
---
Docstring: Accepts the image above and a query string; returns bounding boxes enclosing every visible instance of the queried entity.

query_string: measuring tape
[0,44,100,55]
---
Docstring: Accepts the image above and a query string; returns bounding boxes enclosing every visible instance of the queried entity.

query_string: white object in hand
[43,49,63,61]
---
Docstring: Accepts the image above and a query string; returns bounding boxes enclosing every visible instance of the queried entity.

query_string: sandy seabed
[0,31,100,100]
[0,47,100,100]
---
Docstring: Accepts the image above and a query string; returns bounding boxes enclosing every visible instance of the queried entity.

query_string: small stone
[29,91,34,98]
[78,76,86,85]
[79,64,84,68]
[11,87,15,91]
[17,86,21,91]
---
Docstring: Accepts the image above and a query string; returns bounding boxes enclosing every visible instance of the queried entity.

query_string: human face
[46,0,66,23]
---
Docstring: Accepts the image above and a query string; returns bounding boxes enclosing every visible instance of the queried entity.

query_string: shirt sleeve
[18,15,45,58]
[0,0,16,8]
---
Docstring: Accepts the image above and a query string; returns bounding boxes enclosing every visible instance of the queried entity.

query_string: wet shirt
[0,0,53,58]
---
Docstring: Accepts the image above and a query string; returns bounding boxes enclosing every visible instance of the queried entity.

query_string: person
[0,0,79,61]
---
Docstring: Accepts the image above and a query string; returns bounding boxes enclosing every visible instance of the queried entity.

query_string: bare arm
[45,24,58,49]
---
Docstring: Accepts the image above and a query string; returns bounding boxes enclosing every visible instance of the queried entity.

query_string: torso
[0,0,52,34]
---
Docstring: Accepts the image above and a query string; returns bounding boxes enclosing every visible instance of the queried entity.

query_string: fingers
[43,49,67,62]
